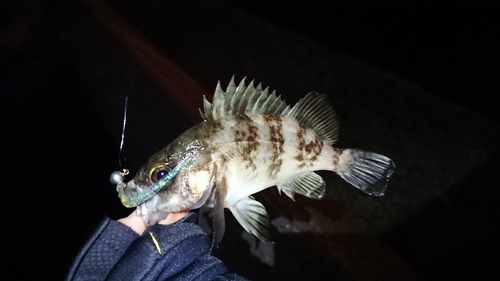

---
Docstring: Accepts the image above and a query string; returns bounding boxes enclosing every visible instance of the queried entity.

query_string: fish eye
[150,164,172,183]
[156,170,169,181]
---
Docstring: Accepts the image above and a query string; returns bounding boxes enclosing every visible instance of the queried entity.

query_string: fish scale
[217,114,336,206]
[116,77,396,244]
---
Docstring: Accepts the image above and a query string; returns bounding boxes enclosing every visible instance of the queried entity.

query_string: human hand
[118,209,190,235]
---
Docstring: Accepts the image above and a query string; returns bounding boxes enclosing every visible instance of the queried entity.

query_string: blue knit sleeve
[106,222,247,280]
[66,217,139,281]
[66,216,247,281]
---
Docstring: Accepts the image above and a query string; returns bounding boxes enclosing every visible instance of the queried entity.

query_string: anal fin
[229,196,272,243]
[278,172,326,200]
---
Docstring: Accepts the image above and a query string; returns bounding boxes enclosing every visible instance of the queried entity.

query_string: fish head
[116,140,215,216]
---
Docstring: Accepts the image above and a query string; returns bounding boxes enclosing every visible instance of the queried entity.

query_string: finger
[158,210,190,225]
[118,210,147,235]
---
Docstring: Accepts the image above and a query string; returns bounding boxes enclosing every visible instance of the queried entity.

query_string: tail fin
[335,149,395,196]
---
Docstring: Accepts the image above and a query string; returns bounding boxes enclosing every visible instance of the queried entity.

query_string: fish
[115,77,395,244]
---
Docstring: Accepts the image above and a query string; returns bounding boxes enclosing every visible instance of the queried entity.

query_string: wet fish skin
[116,77,395,244]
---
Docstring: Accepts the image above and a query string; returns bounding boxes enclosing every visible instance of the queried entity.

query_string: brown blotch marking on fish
[233,115,259,170]
[294,127,307,168]
[296,127,306,151]
[209,120,225,137]
[187,120,224,143]
[306,139,323,162]
[332,147,344,170]
[264,115,284,178]
[294,127,324,168]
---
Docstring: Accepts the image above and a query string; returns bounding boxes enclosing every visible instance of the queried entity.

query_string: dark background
[232,1,499,124]
[1,0,499,280]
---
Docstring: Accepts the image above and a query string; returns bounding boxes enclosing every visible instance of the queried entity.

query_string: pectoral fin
[212,177,227,248]
[229,196,272,243]
[278,172,326,200]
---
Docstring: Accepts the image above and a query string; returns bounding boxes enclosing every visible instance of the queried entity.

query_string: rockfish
[115,77,395,244]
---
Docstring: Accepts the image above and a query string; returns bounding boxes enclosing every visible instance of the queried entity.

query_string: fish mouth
[116,180,152,208]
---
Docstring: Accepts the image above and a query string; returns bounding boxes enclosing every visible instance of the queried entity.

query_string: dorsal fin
[283,91,339,145]
[200,77,339,144]
[200,76,291,121]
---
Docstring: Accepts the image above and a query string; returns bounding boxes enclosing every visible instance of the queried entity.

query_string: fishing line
[110,95,130,184]
[118,95,129,170]
[115,2,153,177]
[117,55,137,173]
